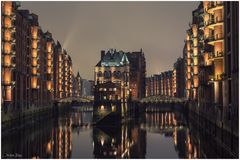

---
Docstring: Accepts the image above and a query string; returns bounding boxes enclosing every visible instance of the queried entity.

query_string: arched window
[97,71,102,77]
[104,71,111,79]
[114,71,121,78]
[117,71,121,78]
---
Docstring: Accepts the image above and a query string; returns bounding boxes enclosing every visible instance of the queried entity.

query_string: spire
[77,71,80,77]
[121,53,129,65]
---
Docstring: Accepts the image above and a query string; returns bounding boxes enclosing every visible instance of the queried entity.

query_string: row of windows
[99,88,117,92]
[97,71,128,79]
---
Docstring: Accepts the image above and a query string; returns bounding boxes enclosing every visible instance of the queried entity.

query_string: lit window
[5,86,12,101]
[47,42,52,52]
[4,55,11,66]
[112,105,116,112]
[4,2,12,16]
[4,29,11,41]
[32,40,38,49]
[4,43,11,54]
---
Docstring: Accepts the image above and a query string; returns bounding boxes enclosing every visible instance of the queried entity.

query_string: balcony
[3,49,16,56]
[207,2,224,14]
[207,33,224,45]
[208,75,215,82]
[32,64,40,69]
[2,63,16,68]
[208,51,224,60]
[209,74,223,82]
[3,35,16,43]
[2,81,15,86]
[205,18,214,26]
[4,13,16,20]
[206,17,224,29]
[32,36,40,41]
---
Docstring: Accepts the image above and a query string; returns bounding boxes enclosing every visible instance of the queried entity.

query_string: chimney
[101,50,105,59]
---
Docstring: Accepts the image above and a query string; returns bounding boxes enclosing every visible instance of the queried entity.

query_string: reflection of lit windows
[112,105,116,112]
[100,137,105,146]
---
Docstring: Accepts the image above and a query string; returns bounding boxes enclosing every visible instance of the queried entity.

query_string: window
[104,71,111,78]
[97,71,102,77]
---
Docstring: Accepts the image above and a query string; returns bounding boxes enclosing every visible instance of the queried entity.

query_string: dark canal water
[1,105,237,159]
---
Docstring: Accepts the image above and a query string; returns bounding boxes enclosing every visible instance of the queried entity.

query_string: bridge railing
[54,96,94,103]
[140,96,187,104]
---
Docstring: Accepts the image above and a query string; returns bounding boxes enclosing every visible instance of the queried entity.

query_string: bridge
[54,96,94,104]
[140,95,187,104]
[91,96,187,125]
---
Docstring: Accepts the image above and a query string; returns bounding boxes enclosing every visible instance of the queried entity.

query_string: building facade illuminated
[94,49,130,121]
[183,3,204,101]
[53,41,63,99]
[184,1,238,155]
[173,57,185,98]
[94,49,130,102]
[44,31,54,101]
[1,2,57,111]
[1,1,20,111]
[62,51,73,98]
[14,9,31,110]
[202,1,225,107]
[1,1,74,114]
[125,49,146,100]
[145,71,173,97]
[53,43,73,99]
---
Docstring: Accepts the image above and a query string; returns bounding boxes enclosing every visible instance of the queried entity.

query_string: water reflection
[93,123,146,158]
[1,105,237,158]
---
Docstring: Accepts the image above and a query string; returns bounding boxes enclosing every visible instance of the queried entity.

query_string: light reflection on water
[1,105,236,159]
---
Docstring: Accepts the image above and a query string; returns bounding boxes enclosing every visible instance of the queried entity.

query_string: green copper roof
[97,49,129,67]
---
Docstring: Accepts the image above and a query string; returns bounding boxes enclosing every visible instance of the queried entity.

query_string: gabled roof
[97,49,129,67]
[95,60,101,67]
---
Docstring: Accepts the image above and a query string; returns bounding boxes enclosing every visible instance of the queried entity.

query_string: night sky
[20,1,199,80]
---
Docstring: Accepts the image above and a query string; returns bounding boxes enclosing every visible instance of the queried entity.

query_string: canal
[1,104,237,158]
